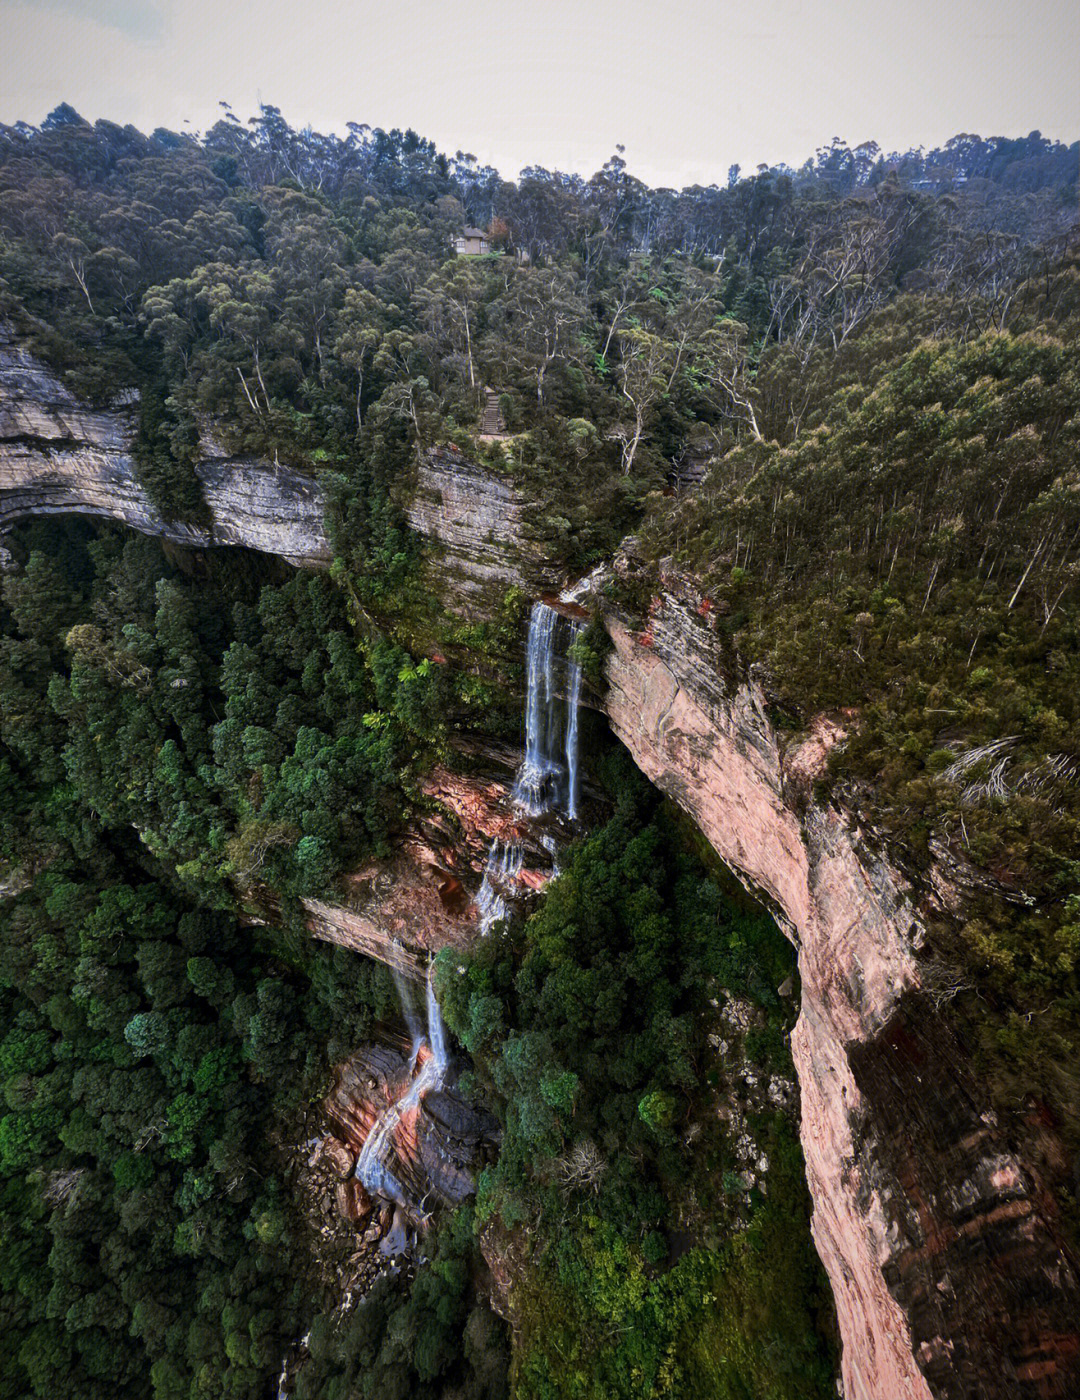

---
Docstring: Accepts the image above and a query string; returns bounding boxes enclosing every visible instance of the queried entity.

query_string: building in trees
[454,225,491,255]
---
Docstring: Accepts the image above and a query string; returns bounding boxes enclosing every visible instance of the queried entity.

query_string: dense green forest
[436,757,836,1399]
[1,104,1078,1398]
[0,520,511,1399]
[0,522,830,1399]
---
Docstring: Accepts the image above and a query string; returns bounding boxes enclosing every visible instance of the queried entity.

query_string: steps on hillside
[479,387,508,437]
[671,449,710,492]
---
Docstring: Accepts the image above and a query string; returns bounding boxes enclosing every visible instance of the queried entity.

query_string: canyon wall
[602,582,1079,1400]
[0,329,545,595]
[404,450,1080,1399]
[3,339,1077,1397]
[405,445,556,612]
[0,322,332,567]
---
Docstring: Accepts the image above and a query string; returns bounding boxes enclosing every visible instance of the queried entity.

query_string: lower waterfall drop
[355,961,449,1212]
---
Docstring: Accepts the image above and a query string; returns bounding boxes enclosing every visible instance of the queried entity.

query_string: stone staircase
[670,448,710,492]
[479,387,507,437]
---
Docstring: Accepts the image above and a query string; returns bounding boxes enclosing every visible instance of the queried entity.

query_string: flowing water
[281,598,589,1390]
[392,960,425,1071]
[355,962,450,1210]
[564,619,584,821]
[475,840,524,932]
[357,600,586,1212]
[477,601,585,932]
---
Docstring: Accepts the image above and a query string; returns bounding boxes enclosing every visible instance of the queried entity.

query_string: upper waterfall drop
[512,602,561,817]
[477,599,586,933]
[564,618,584,822]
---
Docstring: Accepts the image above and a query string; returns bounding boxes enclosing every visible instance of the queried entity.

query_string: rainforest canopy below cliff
[1,103,1080,1400]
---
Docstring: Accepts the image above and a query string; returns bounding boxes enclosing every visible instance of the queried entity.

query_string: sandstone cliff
[3,341,1077,1397]
[405,445,556,612]
[0,329,551,596]
[403,454,1080,1398]
[0,322,332,567]
[601,577,1079,1400]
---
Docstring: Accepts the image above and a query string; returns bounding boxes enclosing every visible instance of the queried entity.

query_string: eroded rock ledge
[0,328,551,598]
[4,335,1078,1398]
[602,579,1079,1400]
[0,322,331,567]
[405,447,556,610]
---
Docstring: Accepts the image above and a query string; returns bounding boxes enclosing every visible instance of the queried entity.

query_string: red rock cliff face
[603,587,1079,1400]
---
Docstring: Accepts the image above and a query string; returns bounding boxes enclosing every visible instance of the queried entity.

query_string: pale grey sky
[2,0,1077,187]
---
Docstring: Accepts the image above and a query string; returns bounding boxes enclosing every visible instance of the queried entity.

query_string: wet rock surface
[7,347,1077,1396]
[302,733,566,969]
[324,1045,499,1219]
[289,1038,499,1319]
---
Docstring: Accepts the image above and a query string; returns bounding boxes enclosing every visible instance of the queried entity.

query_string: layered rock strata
[0,323,332,567]
[405,446,556,612]
[303,740,540,969]
[0,332,551,592]
[602,581,1080,1400]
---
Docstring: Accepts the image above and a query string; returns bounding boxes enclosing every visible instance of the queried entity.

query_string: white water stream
[477,600,584,933]
[357,601,585,1202]
[355,962,450,1209]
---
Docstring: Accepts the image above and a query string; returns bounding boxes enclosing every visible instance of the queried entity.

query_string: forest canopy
[1,102,1079,1399]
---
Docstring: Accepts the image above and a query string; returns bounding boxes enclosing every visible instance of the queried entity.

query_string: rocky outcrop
[6,343,1077,1396]
[324,1046,499,1216]
[0,330,553,592]
[0,323,332,567]
[602,582,1080,1400]
[405,446,555,612]
[303,739,535,970]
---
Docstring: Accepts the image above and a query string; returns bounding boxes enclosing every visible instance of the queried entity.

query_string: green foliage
[292,1205,509,1400]
[630,303,1080,1236]
[2,102,1076,1399]
[131,374,209,523]
[440,756,835,1399]
[0,517,507,1398]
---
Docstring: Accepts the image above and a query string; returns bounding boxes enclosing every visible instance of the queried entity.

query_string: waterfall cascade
[355,961,450,1210]
[354,598,586,1214]
[477,600,584,933]
[392,962,425,1071]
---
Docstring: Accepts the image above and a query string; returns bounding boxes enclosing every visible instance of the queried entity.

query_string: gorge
[3,326,1078,1399]
[1,105,1078,1400]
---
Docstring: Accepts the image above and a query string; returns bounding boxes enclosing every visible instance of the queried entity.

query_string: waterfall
[477,600,585,933]
[426,972,449,1079]
[356,962,448,1210]
[565,619,583,822]
[392,959,425,1070]
[476,839,524,934]
[512,601,560,816]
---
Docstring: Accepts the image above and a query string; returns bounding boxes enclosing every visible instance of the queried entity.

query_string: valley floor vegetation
[1,102,1078,1395]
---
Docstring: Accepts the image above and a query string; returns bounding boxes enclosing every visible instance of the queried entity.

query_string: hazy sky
[2,0,1077,187]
